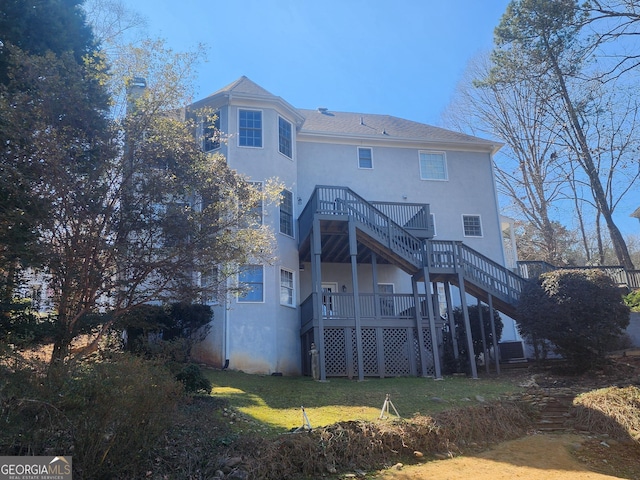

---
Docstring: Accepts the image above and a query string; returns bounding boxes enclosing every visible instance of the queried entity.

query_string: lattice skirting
[315,326,436,378]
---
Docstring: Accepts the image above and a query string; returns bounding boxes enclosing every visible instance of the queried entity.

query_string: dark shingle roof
[298,109,498,148]
[208,76,276,98]
[196,76,499,149]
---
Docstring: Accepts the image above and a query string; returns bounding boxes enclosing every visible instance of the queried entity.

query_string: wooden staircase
[299,186,526,320]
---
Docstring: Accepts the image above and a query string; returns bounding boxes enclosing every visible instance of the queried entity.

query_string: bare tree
[444,55,571,264]
[580,0,640,81]
[489,0,636,269]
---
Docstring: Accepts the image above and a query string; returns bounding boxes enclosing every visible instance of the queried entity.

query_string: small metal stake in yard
[379,394,401,420]
[293,405,313,432]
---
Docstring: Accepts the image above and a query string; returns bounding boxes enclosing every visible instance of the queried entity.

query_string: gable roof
[192,76,501,151]
[298,108,500,151]
[209,75,276,98]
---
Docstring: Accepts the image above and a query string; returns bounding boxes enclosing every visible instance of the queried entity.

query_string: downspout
[223,278,230,369]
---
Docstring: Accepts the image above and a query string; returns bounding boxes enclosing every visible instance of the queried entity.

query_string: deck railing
[300,186,526,309]
[302,186,425,268]
[517,261,640,289]
[428,240,524,304]
[370,201,433,238]
[300,292,436,328]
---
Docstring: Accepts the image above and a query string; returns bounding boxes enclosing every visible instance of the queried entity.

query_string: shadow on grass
[204,369,525,431]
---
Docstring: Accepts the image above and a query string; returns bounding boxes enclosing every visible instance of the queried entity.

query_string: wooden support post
[477,298,489,374]
[444,282,459,361]
[372,252,380,319]
[488,294,500,374]
[424,271,442,379]
[311,218,326,381]
[412,276,429,377]
[458,273,478,379]
[349,219,364,381]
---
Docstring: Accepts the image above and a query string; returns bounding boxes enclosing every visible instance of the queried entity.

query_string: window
[201,267,219,304]
[243,181,263,226]
[239,109,262,147]
[278,116,292,158]
[280,268,294,307]
[419,151,447,180]
[238,265,263,302]
[358,147,373,169]
[201,112,220,151]
[462,215,483,237]
[163,202,191,247]
[279,189,294,237]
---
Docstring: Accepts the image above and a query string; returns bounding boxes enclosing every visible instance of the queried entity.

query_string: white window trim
[278,116,293,159]
[462,214,483,238]
[357,146,373,169]
[199,268,220,305]
[247,181,263,226]
[237,108,263,149]
[279,267,296,308]
[237,265,265,303]
[419,150,448,181]
[200,112,220,152]
[279,189,295,238]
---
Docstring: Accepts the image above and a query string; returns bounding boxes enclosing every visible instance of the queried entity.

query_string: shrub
[117,302,212,361]
[0,354,183,479]
[174,363,212,393]
[517,269,630,372]
[624,289,640,312]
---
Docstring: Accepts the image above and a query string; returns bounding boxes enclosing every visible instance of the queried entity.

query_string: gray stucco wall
[627,312,640,347]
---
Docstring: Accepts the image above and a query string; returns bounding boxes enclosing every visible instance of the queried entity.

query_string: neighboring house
[186,76,523,380]
[632,206,640,225]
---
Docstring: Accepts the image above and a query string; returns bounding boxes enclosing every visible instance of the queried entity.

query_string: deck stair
[299,186,525,319]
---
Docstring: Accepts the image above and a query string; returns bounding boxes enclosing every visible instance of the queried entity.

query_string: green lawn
[203,369,524,435]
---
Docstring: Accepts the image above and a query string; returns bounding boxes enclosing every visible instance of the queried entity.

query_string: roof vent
[318,107,328,114]
[360,116,365,125]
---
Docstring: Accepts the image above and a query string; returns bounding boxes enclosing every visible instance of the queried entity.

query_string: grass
[203,369,525,435]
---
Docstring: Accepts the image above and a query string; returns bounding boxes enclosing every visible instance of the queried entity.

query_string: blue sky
[122,0,638,238]
[123,0,510,125]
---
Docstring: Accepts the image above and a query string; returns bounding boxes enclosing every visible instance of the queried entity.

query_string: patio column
[349,218,364,381]
[477,298,489,374]
[411,276,429,377]
[311,217,326,381]
[423,270,442,379]
[444,282,459,361]
[371,252,380,319]
[488,294,500,374]
[457,272,478,379]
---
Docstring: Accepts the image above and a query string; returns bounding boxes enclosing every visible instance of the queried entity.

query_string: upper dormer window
[278,116,292,158]
[201,112,220,151]
[358,147,373,169]
[239,109,262,147]
[419,151,447,180]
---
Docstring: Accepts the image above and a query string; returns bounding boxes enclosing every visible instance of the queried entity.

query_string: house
[189,76,523,380]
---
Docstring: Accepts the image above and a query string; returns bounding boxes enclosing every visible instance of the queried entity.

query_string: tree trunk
[547,46,635,269]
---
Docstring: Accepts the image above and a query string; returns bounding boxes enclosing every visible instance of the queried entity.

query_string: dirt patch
[372,354,640,480]
[374,433,640,479]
